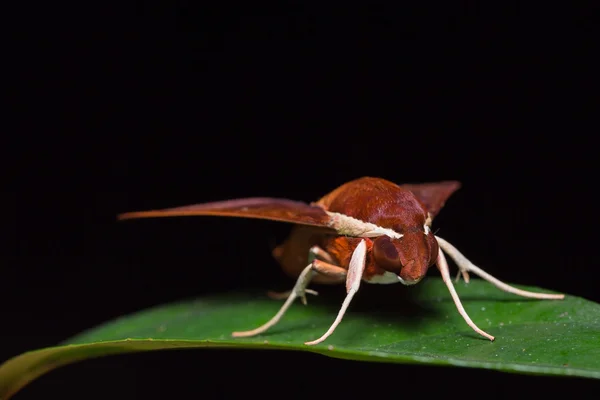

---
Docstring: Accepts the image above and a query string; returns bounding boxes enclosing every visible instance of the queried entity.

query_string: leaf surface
[1,278,599,399]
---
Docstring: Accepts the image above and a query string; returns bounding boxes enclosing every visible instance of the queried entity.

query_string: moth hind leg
[268,245,338,302]
[267,288,318,301]
[232,253,346,339]
[436,236,565,300]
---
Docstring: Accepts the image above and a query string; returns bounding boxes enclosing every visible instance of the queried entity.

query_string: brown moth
[119,177,564,345]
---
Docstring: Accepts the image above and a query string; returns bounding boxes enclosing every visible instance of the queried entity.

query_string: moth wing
[401,181,461,219]
[118,197,333,229]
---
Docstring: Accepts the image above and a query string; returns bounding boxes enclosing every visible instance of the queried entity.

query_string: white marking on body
[325,211,403,239]
[364,271,401,284]
[424,224,431,235]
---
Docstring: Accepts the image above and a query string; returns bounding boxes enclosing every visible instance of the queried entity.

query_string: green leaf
[1,278,599,398]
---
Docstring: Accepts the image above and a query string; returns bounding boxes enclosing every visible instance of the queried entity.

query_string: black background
[6,3,599,399]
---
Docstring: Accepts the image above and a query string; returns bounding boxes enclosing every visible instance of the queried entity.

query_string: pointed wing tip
[117,212,139,221]
[117,213,135,221]
[117,211,164,221]
[401,180,463,219]
[441,181,462,200]
[442,180,462,190]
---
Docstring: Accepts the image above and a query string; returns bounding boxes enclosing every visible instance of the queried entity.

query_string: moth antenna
[435,236,565,300]
[437,248,495,341]
[304,239,367,346]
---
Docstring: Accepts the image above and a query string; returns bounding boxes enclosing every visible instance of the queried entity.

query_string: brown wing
[400,181,461,219]
[118,197,334,229]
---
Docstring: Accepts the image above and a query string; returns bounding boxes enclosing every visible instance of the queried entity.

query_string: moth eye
[373,235,403,271]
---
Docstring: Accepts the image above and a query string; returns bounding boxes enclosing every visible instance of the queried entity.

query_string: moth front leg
[436,247,495,341]
[305,239,367,346]
[232,250,346,339]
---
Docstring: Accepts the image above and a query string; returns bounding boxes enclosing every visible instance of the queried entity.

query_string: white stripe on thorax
[325,211,403,239]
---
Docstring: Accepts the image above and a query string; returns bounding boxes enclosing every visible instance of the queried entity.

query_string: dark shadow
[231,279,561,341]
[246,283,443,340]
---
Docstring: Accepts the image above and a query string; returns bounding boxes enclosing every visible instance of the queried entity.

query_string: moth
[118,177,564,345]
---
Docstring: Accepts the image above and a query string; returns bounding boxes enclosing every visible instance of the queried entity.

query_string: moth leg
[268,245,336,300]
[454,266,470,283]
[267,289,318,301]
[305,239,367,346]
[311,259,347,279]
[437,248,495,341]
[308,245,335,263]
[436,236,565,300]
[269,260,346,304]
[232,258,346,339]
[232,263,316,338]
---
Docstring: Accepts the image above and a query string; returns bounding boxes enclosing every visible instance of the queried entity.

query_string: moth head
[372,233,439,285]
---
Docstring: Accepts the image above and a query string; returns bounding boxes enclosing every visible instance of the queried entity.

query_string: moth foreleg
[304,239,367,346]
[436,236,565,300]
[436,247,495,341]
